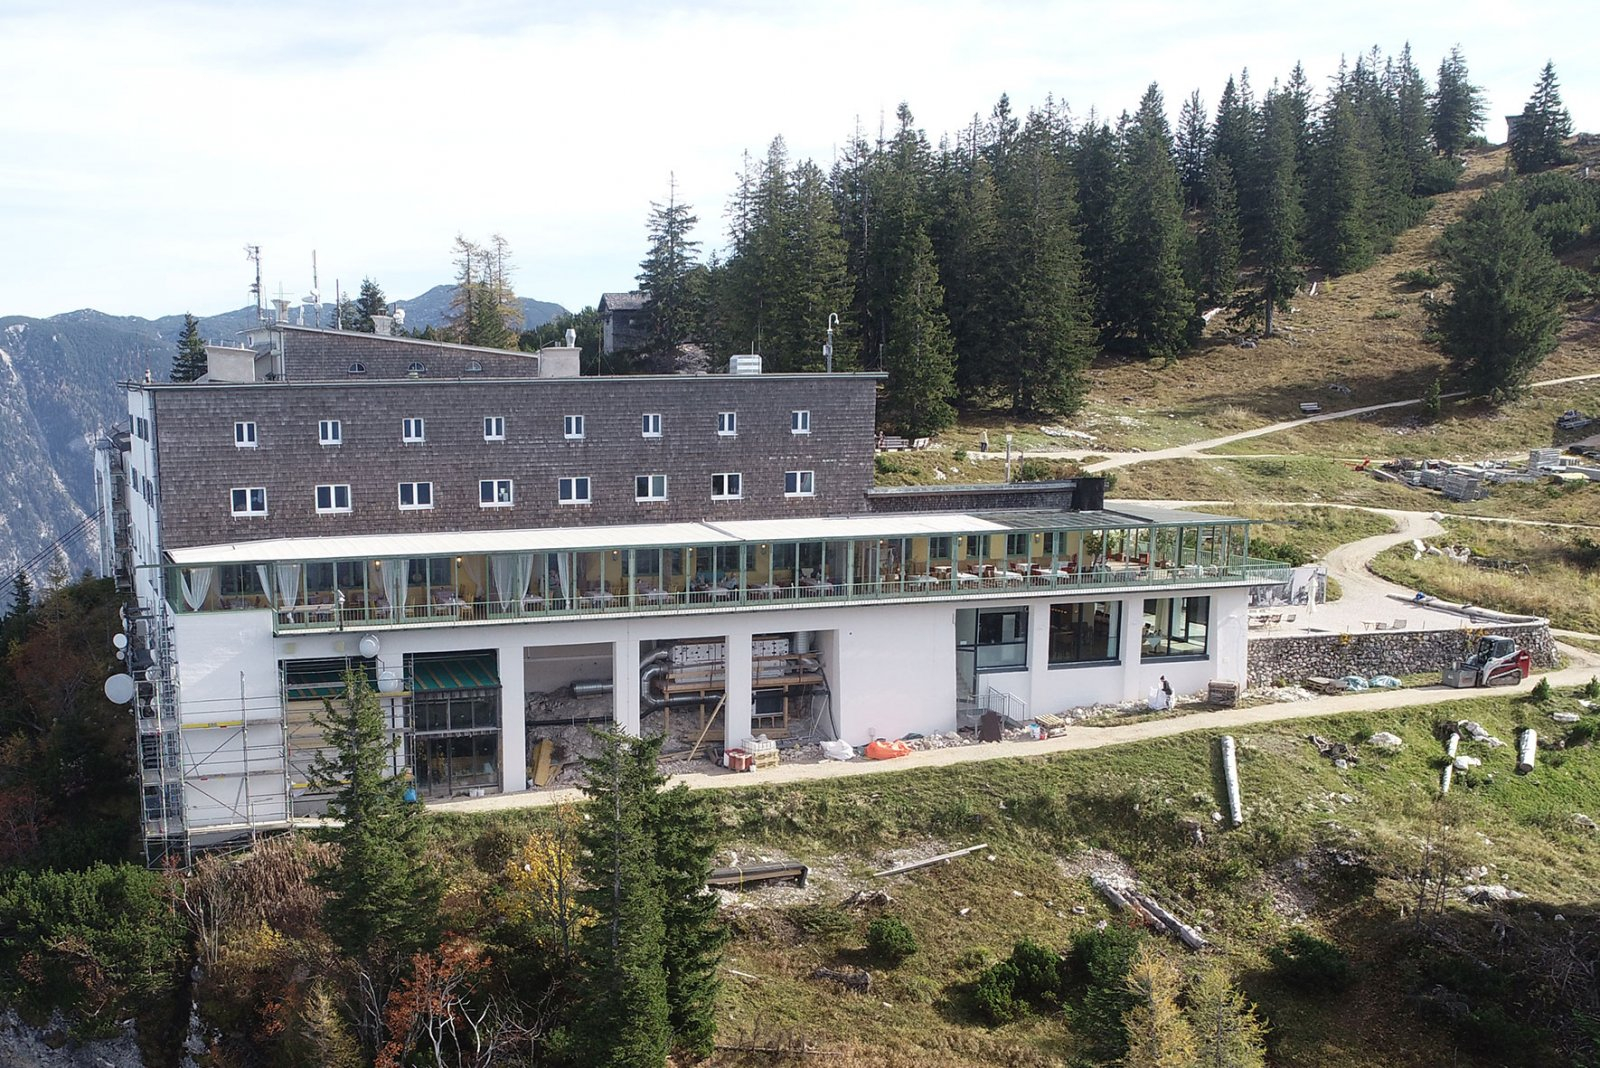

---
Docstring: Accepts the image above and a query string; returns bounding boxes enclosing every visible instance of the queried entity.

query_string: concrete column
[498,641,527,793]
[722,632,753,752]
[1120,593,1147,702]
[613,632,642,736]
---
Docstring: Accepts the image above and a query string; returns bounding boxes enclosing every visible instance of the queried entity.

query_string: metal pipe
[1516,729,1537,775]
[1219,735,1244,827]
[571,679,614,697]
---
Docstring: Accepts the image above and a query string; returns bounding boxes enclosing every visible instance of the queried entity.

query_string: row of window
[232,409,814,448]
[229,470,819,516]
[961,597,1212,673]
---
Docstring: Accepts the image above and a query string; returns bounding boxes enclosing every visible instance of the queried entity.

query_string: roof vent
[371,314,394,336]
[728,354,763,375]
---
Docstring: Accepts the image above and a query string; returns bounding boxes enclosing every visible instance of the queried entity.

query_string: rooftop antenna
[824,312,839,373]
[244,244,263,321]
[304,250,322,328]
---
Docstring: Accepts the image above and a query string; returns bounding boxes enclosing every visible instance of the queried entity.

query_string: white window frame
[233,421,257,448]
[791,409,811,434]
[563,414,586,440]
[315,484,352,514]
[634,474,668,501]
[559,476,592,505]
[479,479,514,507]
[402,417,425,443]
[398,482,434,510]
[483,416,505,441]
[641,412,662,438]
[319,419,342,446]
[784,470,815,497]
[230,487,267,516]
[717,411,737,436]
[711,472,742,500]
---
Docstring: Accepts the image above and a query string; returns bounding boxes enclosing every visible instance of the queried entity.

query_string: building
[598,291,650,356]
[96,318,1283,864]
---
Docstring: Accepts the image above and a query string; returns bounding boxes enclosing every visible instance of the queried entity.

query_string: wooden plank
[873,843,989,878]
[530,738,555,787]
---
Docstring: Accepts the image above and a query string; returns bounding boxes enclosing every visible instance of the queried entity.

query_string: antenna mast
[244,244,263,321]
[311,251,321,328]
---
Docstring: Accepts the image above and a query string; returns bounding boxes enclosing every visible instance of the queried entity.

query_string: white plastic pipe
[1220,735,1243,827]
[1516,729,1537,775]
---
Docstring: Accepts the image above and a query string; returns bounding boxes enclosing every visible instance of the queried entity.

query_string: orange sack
[865,739,913,760]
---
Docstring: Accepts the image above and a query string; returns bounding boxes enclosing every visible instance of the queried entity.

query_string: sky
[2,0,1594,321]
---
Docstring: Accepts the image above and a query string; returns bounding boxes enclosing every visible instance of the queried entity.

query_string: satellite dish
[104,674,136,704]
[359,634,380,659]
[115,650,125,661]
[112,632,128,650]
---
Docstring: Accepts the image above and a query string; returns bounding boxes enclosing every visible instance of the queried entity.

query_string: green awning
[411,653,500,692]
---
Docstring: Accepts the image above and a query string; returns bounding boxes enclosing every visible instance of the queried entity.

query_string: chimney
[370,314,394,336]
[271,298,292,323]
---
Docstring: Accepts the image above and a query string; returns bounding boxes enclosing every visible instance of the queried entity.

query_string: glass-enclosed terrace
[162,507,1285,632]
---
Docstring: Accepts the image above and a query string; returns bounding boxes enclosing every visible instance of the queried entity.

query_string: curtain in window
[178,566,214,611]
[254,563,302,610]
[490,553,534,611]
[554,553,570,600]
[381,559,408,620]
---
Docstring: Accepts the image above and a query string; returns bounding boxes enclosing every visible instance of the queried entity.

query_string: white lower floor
[162,584,1250,834]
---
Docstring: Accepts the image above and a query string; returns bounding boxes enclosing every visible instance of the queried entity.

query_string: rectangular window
[958,607,1029,672]
[402,417,425,443]
[143,476,153,500]
[559,476,591,504]
[717,411,737,436]
[1006,532,1030,557]
[135,416,149,441]
[319,419,342,445]
[641,412,662,437]
[230,487,267,516]
[233,421,257,448]
[711,472,742,499]
[635,474,667,501]
[563,414,585,439]
[483,416,505,441]
[480,479,514,507]
[1049,601,1122,665]
[1042,532,1060,555]
[783,470,815,497]
[1141,596,1211,659]
[928,536,952,559]
[398,482,433,510]
[791,409,811,434]
[314,484,352,514]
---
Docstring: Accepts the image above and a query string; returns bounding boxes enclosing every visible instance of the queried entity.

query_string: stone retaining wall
[1247,621,1557,688]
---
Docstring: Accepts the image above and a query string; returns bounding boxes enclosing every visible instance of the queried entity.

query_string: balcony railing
[265,558,1292,633]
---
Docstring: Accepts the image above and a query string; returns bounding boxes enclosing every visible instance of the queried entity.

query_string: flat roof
[166,505,1247,566]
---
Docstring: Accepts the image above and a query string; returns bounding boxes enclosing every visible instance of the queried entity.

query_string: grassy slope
[430,694,1600,1067]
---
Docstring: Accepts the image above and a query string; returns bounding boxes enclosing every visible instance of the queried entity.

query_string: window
[711,472,742,499]
[398,482,433,510]
[319,419,342,445]
[348,361,366,374]
[479,479,514,507]
[791,409,811,434]
[130,466,139,496]
[635,474,667,501]
[1049,601,1122,665]
[958,607,1030,672]
[230,487,267,516]
[783,470,815,497]
[717,411,737,436]
[1006,532,1030,557]
[234,421,257,447]
[641,412,662,438]
[134,416,149,440]
[407,361,427,375]
[483,416,505,441]
[144,476,153,499]
[558,476,591,504]
[465,360,483,373]
[564,414,585,439]
[928,536,953,559]
[315,484,352,513]
[1141,596,1211,659]
[403,417,425,443]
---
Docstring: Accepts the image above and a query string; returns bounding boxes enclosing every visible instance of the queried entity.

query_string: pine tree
[881,225,957,435]
[653,784,727,1058]
[1073,115,1121,337]
[7,571,31,621]
[1392,44,1436,194]
[1430,46,1485,159]
[1308,88,1375,274]
[1187,964,1268,1068]
[573,728,671,1067]
[171,312,208,382]
[1110,84,1197,361]
[931,122,1003,397]
[447,235,482,343]
[1434,185,1565,399]
[1233,91,1304,337]
[1122,944,1199,1068]
[352,278,387,333]
[309,671,439,966]
[638,178,703,359]
[775,161,855,371]
[485,233,524,340]
[1198,158,1242,307]
[1175,90,1210,209]
[1510,61,1575,174]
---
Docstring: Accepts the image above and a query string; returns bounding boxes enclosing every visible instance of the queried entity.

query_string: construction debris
[707,863,810,891]
[1458,720,1506,748]
[841,889,893,910]
[1309,734,1360,764]
[873,843,989,878]
[1367,731,1404,752]
[1219,736,1244,828]
[810,966,871,993]
[1462,885,1525,905]
[1091,874,1208,950]
[1552,712,1581,724]
[1516,729,1538,775]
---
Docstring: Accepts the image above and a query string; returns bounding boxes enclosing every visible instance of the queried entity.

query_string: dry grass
[1369,517,1600,633]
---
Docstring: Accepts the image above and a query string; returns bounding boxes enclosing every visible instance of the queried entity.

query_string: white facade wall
[127,390,161,609]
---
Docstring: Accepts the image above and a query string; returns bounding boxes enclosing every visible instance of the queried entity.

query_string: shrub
[1396,266,1444,288]
[1009,938,1064,1006]
[973,960,1023,1023]
[1582,676,1599,700]
[789,904,852,939]
[1531,677,1552,703]
[865,916,918,963]
[1372,307,1402,320]
[1269,930,1353,992]
[1567,721,1596,748]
